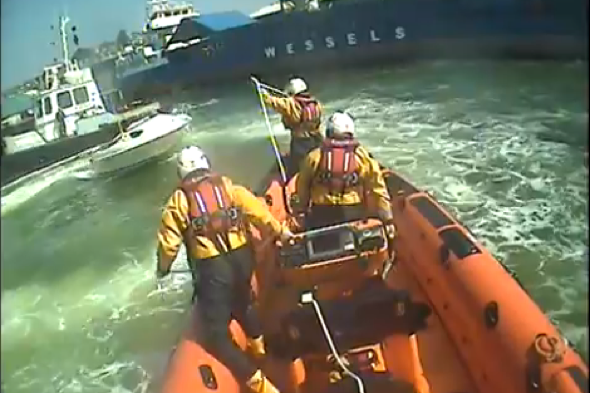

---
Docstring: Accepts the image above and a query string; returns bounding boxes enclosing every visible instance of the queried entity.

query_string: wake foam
[2,63,587,391]
[336,87,587,341]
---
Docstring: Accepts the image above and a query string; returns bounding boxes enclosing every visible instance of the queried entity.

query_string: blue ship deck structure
[117,0,588,99]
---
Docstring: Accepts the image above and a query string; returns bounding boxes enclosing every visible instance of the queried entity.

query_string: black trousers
[191,244,262,381]
[287,134,323,181]
[305,204,367,230]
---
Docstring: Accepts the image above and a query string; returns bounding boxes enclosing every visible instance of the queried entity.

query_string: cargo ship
[111,0,588,100]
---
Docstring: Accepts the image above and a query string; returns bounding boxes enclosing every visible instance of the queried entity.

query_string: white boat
[145,0,198,32]
[4,16,117,156]
[1,15,124,188]
[34,17,118,143]
[143,0,199,53]
[85,111,191,176]
[115,0,199,78]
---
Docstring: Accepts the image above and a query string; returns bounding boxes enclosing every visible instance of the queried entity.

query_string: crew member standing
[261,77,323,180]
[156,146,292,393]
[294,111,396,239]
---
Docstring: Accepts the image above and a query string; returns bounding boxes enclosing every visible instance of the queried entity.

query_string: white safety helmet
[177,146,210,179]
[284,78,308,96]
[326,111,355,137]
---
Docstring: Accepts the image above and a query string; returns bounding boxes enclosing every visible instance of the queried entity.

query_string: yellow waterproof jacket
[262,92,323,138]
[295,144,393,221]
[156,176,286,274]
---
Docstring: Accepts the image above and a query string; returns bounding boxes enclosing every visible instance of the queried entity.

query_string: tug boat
[159,161,588,393]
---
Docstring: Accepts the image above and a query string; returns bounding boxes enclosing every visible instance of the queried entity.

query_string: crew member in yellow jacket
[156,146,292,393]
[261,77,323,179]
[295,111,396,238]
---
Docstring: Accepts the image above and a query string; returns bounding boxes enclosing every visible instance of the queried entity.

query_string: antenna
[59,15,72,71]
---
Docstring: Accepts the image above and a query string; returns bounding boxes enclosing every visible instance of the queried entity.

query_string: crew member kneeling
[156,146,292,393]
[261,77,323,180]
[295,112,395,237]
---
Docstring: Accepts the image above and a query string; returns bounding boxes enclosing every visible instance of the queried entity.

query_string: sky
[0,0,272,89]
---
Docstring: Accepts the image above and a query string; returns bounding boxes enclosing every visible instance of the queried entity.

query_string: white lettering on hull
[264,47,276,57]
[264,27,405,58]
[347,33,357,46]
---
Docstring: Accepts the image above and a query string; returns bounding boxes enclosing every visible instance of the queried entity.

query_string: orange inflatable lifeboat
[159,163,588,393]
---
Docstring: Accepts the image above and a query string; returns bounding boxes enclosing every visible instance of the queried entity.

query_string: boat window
[73,87,90,105]
[35,100,43,118]
[164,11,172,17]
[57,91,74,110]
[43,97,53,116]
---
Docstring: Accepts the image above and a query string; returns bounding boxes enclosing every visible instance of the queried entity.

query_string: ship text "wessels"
[264,28,405,58]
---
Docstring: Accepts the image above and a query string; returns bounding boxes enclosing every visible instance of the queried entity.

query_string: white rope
[302,292,366,393]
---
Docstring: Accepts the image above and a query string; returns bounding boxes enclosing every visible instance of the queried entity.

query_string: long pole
[251,76,288,184]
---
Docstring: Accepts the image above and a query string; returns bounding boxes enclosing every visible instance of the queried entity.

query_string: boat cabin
[146,0,199,33]
[141,0,201,54]
[34,66,107,141]
[250,0,322,20]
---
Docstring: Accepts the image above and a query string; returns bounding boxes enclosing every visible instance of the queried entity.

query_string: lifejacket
[314,138,361,194]
[282,95,322,133]
[180,172,243,247]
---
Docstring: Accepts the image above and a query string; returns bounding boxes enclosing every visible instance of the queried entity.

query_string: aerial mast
[59,15,72,71]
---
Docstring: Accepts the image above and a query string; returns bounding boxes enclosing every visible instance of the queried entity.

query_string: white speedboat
[85,111,190,176]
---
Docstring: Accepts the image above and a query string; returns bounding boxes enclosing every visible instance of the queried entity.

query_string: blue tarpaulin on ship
[167,11,256,46]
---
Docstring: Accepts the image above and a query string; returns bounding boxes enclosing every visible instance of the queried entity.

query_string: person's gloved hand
[251,76,267,95]
[280,227,295,243]
[383,223,396,263]
[287,214,304,232]
[385,223,396,240]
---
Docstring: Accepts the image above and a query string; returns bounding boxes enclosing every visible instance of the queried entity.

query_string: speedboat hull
[159,158,588,393]
[0,126,119,188]
[88,113,190,176]
[0,103,162,189]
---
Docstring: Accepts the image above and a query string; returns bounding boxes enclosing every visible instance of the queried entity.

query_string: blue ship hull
[118,0,588,99]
